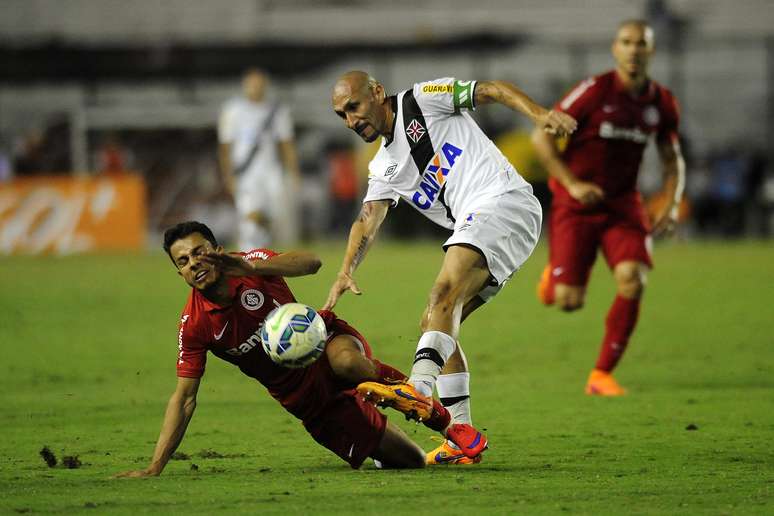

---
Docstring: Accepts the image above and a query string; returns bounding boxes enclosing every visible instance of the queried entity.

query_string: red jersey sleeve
[657,88,680,145]
[240,248,280,261]
[176,313,207,378]
[554,76,600,122]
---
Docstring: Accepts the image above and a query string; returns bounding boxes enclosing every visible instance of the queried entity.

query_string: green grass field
[1,239,773,514]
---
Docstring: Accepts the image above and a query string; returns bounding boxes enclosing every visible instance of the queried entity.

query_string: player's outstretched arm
[252,250,322,277]
[115,377,200,478]
[202,251,322,278]
[651,139,686,236]
[323,200,390,311]
[532,128,605,206]
[475,80,577,137]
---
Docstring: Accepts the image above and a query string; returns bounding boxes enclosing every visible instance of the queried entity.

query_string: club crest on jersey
[411,142,463,210]
[241,289,265,311]
[406,119,426,143]
[643,106,660,126]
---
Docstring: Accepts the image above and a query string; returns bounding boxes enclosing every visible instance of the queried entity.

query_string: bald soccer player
[324,70,576,464]
[533,20,686,395]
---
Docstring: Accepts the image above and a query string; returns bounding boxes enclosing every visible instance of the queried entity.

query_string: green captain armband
[453,80,475,111]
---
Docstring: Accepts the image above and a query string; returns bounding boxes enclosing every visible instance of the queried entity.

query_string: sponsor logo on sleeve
[178,314,190,364]
[422,84,454,94]
[385,164,397,178]
[243,250,270,261]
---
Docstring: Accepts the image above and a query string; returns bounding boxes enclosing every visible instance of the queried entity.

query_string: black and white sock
[408,331,456,397]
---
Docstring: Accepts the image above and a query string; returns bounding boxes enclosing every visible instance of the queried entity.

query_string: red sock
[424,399,451,433]
[373,360,408,384]
[595,295,640,372]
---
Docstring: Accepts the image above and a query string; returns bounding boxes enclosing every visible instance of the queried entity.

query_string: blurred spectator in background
[689,146,769,237]
[0,136,12,182]
[218,68,301,249]
[325,139,360,234]
[13,129,45,175]
[96,132,134,176]
[12,119,71,175]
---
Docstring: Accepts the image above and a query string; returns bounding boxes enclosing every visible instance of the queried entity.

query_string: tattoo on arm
[356,203,371,224]
[352,236,369,268]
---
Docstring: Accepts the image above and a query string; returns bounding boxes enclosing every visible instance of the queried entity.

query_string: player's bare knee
[326,338,370,382]
[427,280,461,315]
[617,277,644,299]
[556,289,583,311]
[614,265,646,299]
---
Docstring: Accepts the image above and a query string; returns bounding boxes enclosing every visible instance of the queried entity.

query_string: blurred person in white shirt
[218,69,301,248]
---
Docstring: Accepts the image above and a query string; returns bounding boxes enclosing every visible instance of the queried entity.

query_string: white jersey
[218,97,294,183]
[363,78,532,229]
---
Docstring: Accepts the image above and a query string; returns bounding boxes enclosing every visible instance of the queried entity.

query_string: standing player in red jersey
[115,221,485,477]
[532,20,686,395]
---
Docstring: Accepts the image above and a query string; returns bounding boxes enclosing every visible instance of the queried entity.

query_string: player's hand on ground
[537,109,577,137]
[651,203,679,237]
[568,181,605,206]
[201,252,254,277]
[113,468,159,479]
[322,272,361,311]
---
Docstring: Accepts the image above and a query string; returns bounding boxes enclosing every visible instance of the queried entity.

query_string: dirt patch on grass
[39,447,57,467]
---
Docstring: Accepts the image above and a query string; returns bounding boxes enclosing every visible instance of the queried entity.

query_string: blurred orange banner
[0,174,146,255]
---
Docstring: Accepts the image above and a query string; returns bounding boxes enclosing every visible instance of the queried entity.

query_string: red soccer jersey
[552,70,680,207]
[175,249,332,422]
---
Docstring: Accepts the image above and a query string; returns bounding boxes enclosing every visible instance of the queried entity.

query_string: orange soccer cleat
[537,264,555,305]
[585,369,627,396]
[356,381,433,421]
[426,438,482,465]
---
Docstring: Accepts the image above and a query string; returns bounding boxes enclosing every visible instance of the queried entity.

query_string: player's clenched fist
[323,272,362,311]
[538,109,577,137]
[567,180,605,206]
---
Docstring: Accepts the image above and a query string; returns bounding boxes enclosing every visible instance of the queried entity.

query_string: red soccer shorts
[304,390,387,469]
[548,196,653,287]
[302,311,385,468]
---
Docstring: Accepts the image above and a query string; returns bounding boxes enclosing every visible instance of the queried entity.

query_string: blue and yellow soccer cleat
[356,381,433,421]
[426,438,482,465]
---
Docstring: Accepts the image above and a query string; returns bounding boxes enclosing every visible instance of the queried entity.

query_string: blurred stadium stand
[1,0,772,252]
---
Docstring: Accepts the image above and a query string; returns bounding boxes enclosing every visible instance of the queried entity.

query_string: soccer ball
[261,303,328,368]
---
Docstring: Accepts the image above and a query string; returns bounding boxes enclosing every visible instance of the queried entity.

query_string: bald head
[616,19,654,48]
[612,19,655,81]
[331,70,389,143]
[332,71,378,101]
